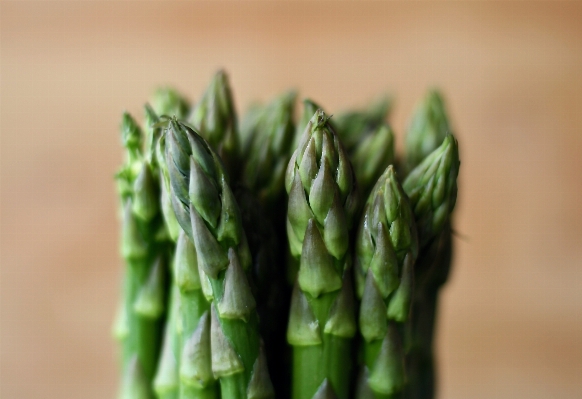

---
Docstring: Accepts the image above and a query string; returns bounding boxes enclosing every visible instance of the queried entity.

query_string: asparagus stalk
[152,87,191,121]
[334,96,392,154]
[349,124,395,200]
[353,166,418,399]
[329,97,395,202]
[115,113,168,399]
[401,90,456,399]
[402,134,460,399]
[241,91,297,209]
[404,225,451,399]
[164,118,274,399]
[175,230,218,399]
[403,90,451,176]
[286,99,327,285]
[190,70,240,180]
[151,106,219,399]
[291,99,323,153]
[153,284,181,399]
[285,110,358,399]
[402,135,459,250]
[239,103,266,159]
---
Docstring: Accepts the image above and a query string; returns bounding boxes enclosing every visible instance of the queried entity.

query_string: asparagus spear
[190,70,240,180]
[164,118,274,399]
[402,135,459,250]
[349,123,395,200]
[403,90,451,176]
[334,96,392,154]
[291,99,323,153]
[241,91,297,209]
[285,110,358,399]
[239,103,266,159]
[175,230,218,399]
[150,106,219,399]
[152,87,191,120]
[330,97,395,202]
[353,166,418,399]
[138,105,182,399]
[401,91,457,399]
[115,113,168,399]
[402,134,460,399]
[153,284,180,399]
[404,225,451,399]
[286,99,327,285]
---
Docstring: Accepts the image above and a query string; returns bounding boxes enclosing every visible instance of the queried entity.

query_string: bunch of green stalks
[114,71,460,399]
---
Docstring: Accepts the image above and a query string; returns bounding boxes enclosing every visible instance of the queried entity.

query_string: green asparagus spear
[286,99,328,285]
[175,230,218,399]
[151,107,182,243]
[291,99,323,153]
[350,124,395,200]
[115,113,168,399]
[403,90,451,176]
[334,96,392,154]
[402,134,460,399]
[164,118,274,399]
[190,70,240,180]
[402,91,456,399]
[404,225,452,399]
[153,285,180,399]
[354,166,418,398]
[151,107,219,399]
[402,135,459,250]
[152,87,191,120]
[330,97,394,201]
[285,110,358,399]
[242,91,297,209]
[239,103,266,159]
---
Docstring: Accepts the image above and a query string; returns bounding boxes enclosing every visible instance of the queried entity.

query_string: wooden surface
[2,2,582,398]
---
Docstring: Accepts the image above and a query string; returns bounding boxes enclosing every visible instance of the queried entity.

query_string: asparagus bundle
[113,72,462,399]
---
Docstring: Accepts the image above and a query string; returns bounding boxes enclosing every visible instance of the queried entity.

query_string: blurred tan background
[2,1,582,398]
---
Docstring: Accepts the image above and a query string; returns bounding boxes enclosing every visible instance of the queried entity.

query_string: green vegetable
[164,118,274,399]
[404,90,451,176]
[153,285,180,399]
[241,90,296,209]
[149,101,219,399]
[152,87,191,120]
[405,224,452,399]
[402,90,456,399]
[113,77,463,399]
[334,96,392,154]
[354,166,418,398]
[114,113,168,399]
[291,99,323,153]
[402,135,459,249]
[402,134,460,399]
[190,70,240,180]
[350,123,395,200]
[285,110,358,399]
[239,103,266,158]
